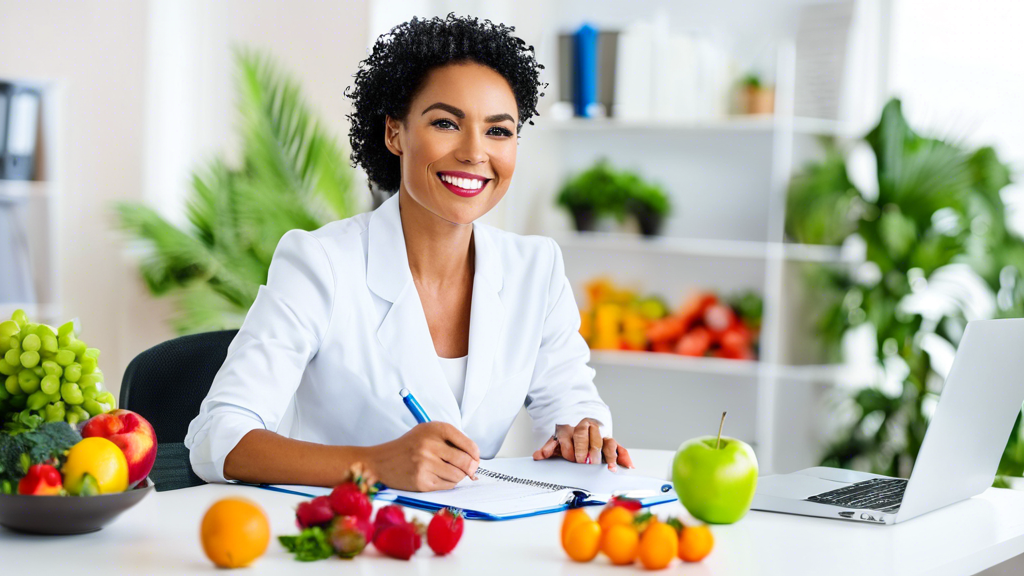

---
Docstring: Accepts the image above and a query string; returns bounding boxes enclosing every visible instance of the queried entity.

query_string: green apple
[672,431,758,524]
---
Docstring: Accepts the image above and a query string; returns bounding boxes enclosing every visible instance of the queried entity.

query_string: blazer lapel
[367,194,461,426]
[460,222,504,423]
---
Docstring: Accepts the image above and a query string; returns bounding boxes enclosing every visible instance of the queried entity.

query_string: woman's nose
[455,131,487,165]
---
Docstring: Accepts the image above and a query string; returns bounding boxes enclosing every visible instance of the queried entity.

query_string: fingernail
[609,464,618,472]
[585,455,591,464]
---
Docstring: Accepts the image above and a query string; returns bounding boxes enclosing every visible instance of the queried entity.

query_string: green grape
[82,386,99,401]
[4,375,19,396]
[41,335,58,354]
[3,348,18,366]
[0,320,19,339]
[64,363,82,383]
[18,370,40,394]
[26,390,49,411]
[66,410,82,425]
[0,383,9,401]
[34,324,55,338]
[0,359,16,376]
[79,373,100,390]
[85,348,100,359]
[82,399,105,417]
[23,322,38,333]
[42,360,61,377]
[45,401,65,423]
[32,366,44,378]
[8,335,20,352]
[96,391,116,410]
[40,374,60,395]
[58,321,74,337]
[11,309,27,328]
[61,381,84,405]
[55,349,75,366]
[21,333,40,352]
[80,355,98,375]
[19,350,40,369]
[58,334,72,348]
[92,369,104,383]
[68,339,86,358]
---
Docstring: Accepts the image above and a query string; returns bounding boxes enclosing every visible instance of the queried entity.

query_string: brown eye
[431,118,458,130]
[488,126,513,137]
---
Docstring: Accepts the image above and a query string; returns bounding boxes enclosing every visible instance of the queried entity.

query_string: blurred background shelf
[0,180,56,199]
[554,230,861,263]
[539,115,857,136]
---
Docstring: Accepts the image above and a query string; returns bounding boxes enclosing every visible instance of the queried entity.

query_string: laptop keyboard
[805,478,908,513]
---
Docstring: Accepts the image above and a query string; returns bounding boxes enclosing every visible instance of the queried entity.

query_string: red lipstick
[437,171,491,198]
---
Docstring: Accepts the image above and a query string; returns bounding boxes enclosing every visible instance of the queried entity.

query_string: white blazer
[184,192,612,483]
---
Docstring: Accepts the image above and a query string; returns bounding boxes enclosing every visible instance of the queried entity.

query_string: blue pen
[399,388,431,424]
[399,388,479,480]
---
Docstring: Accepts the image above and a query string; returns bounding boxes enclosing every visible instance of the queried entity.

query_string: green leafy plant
[557,159,629,222]
[740,72,762,89]
[115,48,358,334]
[556,159,671,230]
[787,98,1024,484]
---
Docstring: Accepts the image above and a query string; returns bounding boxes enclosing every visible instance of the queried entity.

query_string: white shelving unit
[0,79,63,326]
[502,25,875,473]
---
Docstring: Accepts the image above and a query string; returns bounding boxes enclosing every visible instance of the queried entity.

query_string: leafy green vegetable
[279,526,334,562]
[0,421,82,489]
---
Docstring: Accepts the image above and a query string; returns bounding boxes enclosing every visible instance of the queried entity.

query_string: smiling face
[384,61,519,225]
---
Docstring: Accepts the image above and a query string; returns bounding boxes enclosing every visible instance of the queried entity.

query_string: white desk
[3,449,1024,575]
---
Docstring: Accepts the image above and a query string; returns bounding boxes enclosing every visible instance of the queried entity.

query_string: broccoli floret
[0,421,82,489]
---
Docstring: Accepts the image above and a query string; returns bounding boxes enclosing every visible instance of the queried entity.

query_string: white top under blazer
[184,192,612,483]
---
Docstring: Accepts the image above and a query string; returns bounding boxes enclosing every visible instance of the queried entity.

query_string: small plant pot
[740,86,775,115]
[630,204,665,236]
[571,206,597,232]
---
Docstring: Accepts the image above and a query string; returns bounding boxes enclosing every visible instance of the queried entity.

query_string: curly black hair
[345,13,545,193]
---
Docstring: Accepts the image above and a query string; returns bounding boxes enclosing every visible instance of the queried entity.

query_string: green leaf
[279,526,334,562]
[114,47,358,334]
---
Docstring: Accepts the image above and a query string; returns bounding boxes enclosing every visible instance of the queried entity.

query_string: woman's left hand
[532,418,634,471]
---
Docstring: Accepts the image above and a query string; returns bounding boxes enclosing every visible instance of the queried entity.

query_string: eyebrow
[421,102,516,125]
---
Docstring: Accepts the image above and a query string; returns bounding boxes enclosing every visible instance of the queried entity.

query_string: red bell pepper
[18,463,63,495]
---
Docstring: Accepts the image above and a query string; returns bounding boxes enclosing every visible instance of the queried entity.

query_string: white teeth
[440,174,485,190]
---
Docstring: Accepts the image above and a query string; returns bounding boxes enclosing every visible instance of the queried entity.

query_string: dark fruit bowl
[0,477,155,535]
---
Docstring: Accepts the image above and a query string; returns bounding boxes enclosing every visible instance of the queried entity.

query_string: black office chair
[119,329,238,491]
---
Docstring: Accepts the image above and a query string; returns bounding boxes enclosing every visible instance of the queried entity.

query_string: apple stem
[716,411,727,450]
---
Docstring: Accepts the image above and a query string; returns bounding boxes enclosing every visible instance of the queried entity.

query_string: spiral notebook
[259,457,677,521]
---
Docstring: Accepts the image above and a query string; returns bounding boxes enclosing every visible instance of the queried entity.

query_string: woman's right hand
[362,422,481,492]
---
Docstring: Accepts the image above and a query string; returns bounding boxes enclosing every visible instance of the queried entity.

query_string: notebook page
[381,471,575,516]
[481,457,675,500]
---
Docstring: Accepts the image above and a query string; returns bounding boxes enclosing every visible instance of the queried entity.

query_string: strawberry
[608,496,643,512]
[329,482,373,521]
[329,515,372,558]
[426,508,464,556]
[295,495,335,529]
[374,520,423,560]
[374,504,407,538]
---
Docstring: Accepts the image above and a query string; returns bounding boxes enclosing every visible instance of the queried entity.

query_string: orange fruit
[62,437,129,494]
[200,497,270,568]
[601,523,639,565]
[563,519,602,562]
[598,504,635,532]
[561,508,591,549]
[679,524,714,562]
[638,521,678,570]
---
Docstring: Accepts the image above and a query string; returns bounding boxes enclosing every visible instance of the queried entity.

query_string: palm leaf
[116,47,358,333]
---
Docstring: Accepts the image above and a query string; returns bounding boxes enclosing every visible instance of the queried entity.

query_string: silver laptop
[752,319,1024,525]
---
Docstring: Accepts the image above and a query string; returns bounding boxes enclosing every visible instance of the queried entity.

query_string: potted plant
[556,159,629,231]
[737,72,774,115]
[622,172,671,236]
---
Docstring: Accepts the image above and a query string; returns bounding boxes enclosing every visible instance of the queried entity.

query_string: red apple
[81,409,157,487]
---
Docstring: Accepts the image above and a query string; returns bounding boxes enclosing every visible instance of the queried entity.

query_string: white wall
[0,0,372,399]
[0,0,165,400]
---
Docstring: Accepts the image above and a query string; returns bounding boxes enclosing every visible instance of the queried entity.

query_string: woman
[184,14,633,492]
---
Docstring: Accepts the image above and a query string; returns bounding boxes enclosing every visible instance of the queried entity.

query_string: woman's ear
[384,115,403,156]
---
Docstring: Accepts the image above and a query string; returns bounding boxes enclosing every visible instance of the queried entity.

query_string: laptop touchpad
[757,474,849,499]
